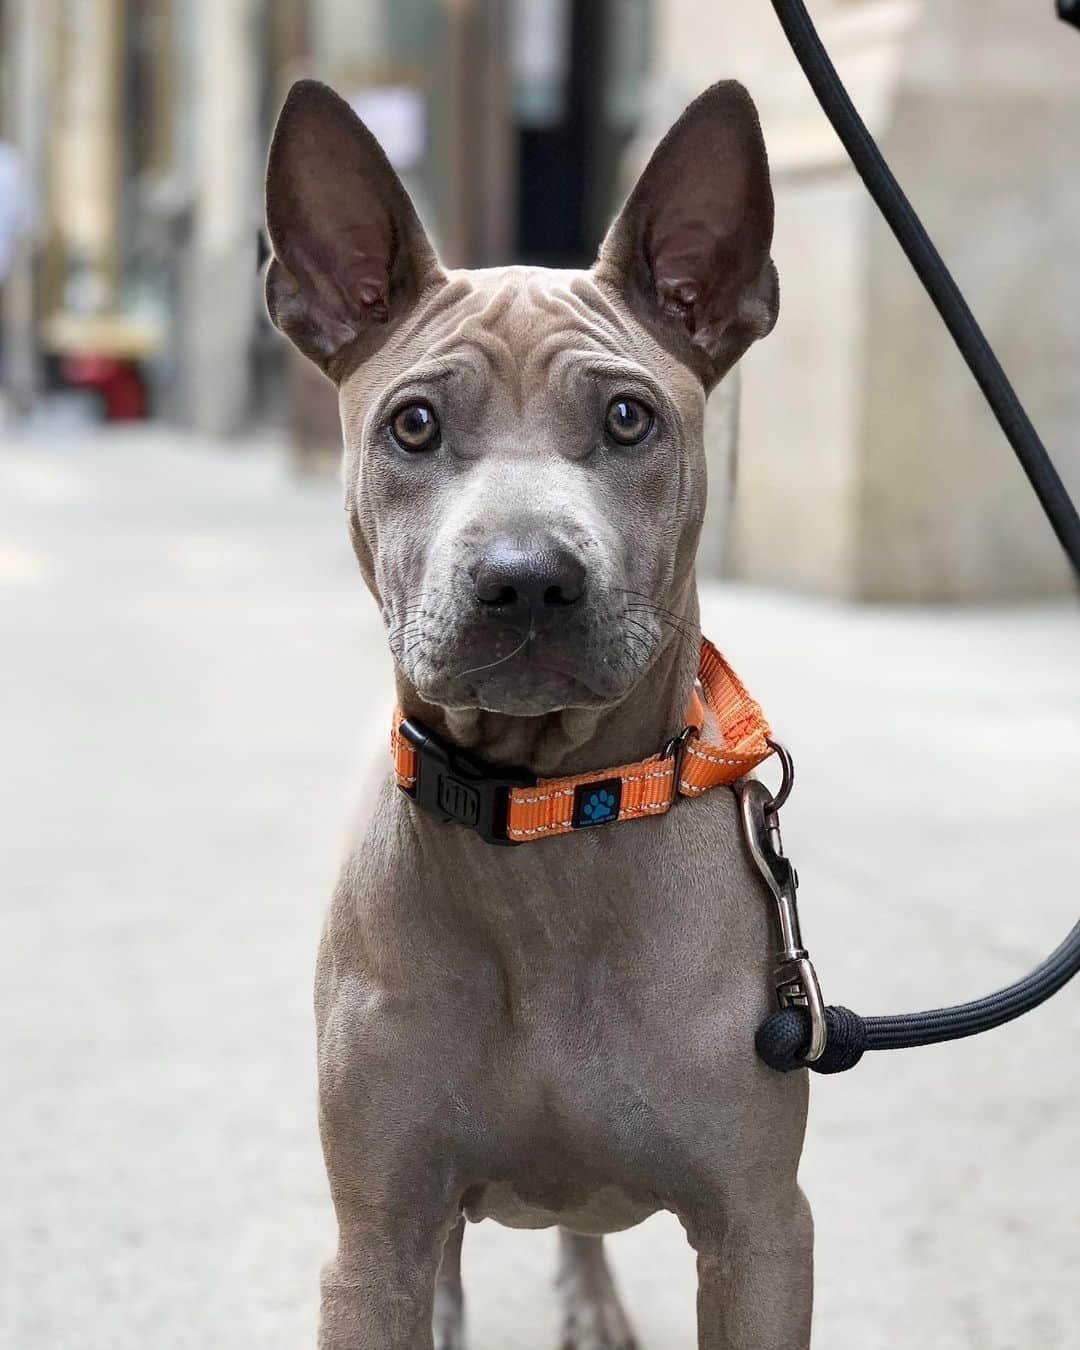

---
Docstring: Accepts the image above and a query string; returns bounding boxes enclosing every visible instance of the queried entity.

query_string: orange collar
[391,637,774,845]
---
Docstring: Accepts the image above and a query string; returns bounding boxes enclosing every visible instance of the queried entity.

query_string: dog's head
[265,81,777,716]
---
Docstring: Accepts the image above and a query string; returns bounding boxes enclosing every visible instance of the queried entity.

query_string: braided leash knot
[755,1006,868,1075]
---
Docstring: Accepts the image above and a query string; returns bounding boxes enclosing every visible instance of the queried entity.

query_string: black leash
[753,0,1080,1074]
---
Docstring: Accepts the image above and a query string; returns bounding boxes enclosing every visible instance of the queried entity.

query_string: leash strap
[392,638,774,844]
[751,0,1080,1073]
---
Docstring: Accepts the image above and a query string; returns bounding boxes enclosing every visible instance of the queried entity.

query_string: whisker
[622,604,699,646]
[453,620,534,680]
[388,624,425,653]
[619,591,701,635]
[623,635,652,659]
[623,615,698,656]
[622,600,697,628]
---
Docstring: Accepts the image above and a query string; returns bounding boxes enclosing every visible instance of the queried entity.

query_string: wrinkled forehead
[341,265,703,420]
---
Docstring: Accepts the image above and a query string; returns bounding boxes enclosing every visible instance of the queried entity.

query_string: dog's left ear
[264,80,444,381]
[594,81,778,387]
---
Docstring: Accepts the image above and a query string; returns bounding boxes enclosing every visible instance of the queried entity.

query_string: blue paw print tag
[572,778,623,829]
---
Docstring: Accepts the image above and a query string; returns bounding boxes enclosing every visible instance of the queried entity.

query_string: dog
[264,78,811,1350]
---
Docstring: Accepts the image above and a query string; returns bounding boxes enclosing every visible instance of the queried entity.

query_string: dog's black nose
[474,538,586,618]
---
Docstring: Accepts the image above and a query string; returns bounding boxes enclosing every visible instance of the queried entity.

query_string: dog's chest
[325,785,782,1225]
[447,989,688,1231]
[439,945,777,1234]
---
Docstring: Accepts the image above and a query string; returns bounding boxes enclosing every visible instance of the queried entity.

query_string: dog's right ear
[264,80,444,381]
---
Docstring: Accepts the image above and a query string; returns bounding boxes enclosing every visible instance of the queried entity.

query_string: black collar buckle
[397,717,535,846]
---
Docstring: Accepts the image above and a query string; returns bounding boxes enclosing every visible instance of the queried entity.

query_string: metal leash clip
[738,740,828,1064]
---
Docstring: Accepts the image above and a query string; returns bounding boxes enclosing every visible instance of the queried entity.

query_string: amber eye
[605,396,654,446]
[389,402,440,452]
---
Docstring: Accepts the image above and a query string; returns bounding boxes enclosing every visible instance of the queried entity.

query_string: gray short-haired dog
[265,78,810,1350]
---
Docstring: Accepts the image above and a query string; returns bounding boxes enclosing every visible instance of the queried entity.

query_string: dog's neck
[393,589,703,781]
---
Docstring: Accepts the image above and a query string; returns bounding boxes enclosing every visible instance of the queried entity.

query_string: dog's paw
[560,1295,638,1350]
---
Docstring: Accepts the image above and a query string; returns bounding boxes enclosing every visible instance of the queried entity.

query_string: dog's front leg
[317,1087,463,1350]
[693,1188,813,1350]
[319,1192,461,1350]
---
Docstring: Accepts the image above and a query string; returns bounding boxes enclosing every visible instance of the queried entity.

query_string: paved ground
[1,427,1077,1350]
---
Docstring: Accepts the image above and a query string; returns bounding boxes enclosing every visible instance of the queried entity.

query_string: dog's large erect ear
[594,81,778,386]
[264,80,443,379]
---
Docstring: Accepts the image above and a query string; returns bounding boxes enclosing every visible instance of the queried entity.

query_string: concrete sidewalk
[1,429,1077,1350]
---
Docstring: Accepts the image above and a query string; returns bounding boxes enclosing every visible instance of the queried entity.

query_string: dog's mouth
[388,606,662,715]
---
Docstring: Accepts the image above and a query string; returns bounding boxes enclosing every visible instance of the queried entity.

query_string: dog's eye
[389,402,440,452]
[605,397,654,446]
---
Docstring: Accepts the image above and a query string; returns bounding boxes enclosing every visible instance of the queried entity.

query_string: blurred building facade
[0,0,650,440]
[1,0,1077,599]
[631,0,1080,599]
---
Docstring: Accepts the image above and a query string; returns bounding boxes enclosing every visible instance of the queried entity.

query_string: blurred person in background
[0,138,29,279]
[0,135,30,402]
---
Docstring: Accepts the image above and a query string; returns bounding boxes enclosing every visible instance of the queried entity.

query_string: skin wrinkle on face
[341,266,706,742]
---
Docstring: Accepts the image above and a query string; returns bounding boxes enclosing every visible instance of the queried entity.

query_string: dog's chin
[406,640,648,716]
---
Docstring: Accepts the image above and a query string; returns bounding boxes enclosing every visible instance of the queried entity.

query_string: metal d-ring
[662,723,701,807]
[762,736,795,815]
